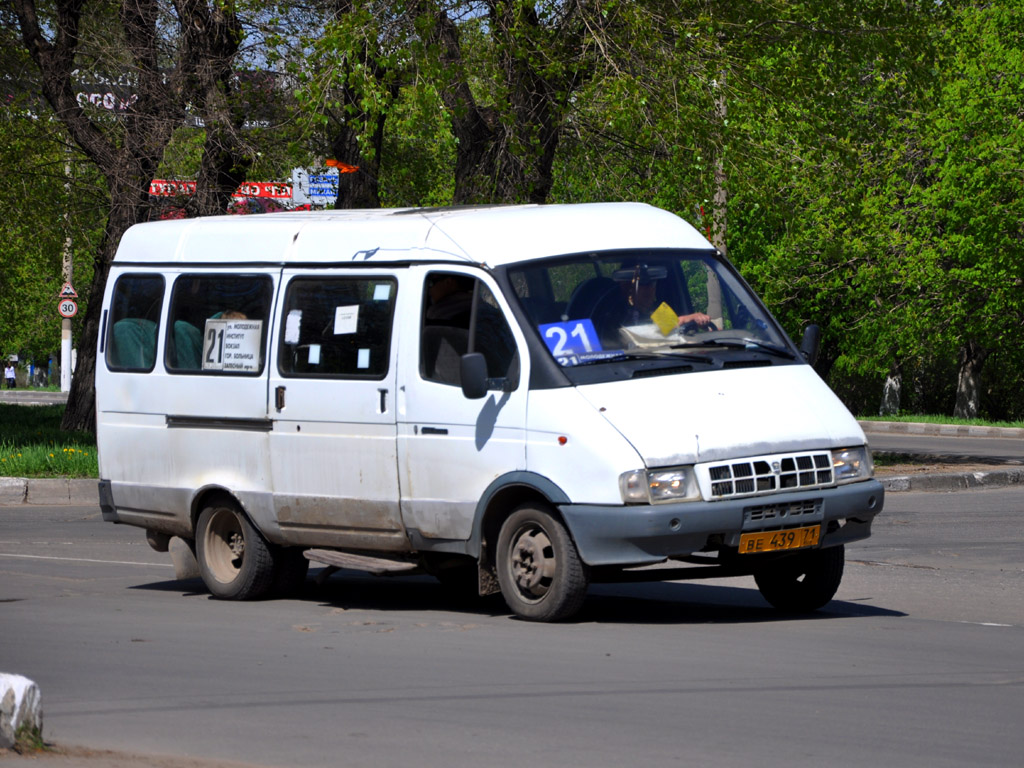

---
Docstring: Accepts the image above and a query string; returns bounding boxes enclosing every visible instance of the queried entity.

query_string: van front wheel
[496,505,589,622]
[754,544,844,613]
[196,501,275,600]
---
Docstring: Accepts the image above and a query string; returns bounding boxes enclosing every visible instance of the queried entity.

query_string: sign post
[58,283,77,392]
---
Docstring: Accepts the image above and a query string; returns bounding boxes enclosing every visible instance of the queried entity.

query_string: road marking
[958,621,1012,627]
[0,553,171,567]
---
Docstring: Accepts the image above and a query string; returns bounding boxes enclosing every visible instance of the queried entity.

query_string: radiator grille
[706,452,833,499]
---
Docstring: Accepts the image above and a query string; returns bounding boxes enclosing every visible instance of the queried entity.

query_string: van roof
[114,202,714,268]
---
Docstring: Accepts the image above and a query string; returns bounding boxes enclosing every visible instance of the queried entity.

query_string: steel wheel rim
[204,508,245,584]
[508,523,557,603]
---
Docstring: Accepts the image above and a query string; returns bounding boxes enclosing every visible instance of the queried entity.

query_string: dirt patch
[0,745,274,768]
[873,462,1015,477]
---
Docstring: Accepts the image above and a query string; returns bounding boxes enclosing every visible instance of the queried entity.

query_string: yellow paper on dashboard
[650,302,679,336]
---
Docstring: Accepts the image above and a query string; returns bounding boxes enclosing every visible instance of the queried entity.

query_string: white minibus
[96,203,883,621]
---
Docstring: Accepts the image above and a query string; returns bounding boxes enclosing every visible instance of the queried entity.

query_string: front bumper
[559,479,884,567]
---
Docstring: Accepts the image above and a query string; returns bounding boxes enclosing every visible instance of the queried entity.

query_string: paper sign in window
[373,284,391,302]
[334,305,359,335]
[203,319,263,372]
[307,344,321,365]
[284,310,302,344]
[357,349,370,369]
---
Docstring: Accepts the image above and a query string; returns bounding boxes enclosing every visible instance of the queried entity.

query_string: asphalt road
[2,487,1022,768]
[865,430,1024,464]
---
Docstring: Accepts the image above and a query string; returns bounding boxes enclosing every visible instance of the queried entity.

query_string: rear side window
[106,274,165,372]
[166,275,273,375]
[278,276,397,379]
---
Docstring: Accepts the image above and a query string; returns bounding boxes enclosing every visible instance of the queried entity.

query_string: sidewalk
[859,418,1024,440]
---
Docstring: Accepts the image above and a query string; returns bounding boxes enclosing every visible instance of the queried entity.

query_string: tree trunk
[331,112,385,209]
[62,173,154,431]
[14,0,252,432]
[414,1,586,205]
[705,64,727,322]
[879,363,902,416]
[953,340,990,420]
[182,0,250,217]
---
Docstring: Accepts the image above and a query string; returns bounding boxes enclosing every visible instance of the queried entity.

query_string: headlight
[832,446,874,484]
[619,467,701,504]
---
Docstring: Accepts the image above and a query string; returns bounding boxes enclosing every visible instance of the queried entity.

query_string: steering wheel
[680,319,718,336]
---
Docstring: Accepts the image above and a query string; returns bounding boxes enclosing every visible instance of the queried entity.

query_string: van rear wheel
[496,504,589,622]
[754,545,845,613]
[196,500,275,600]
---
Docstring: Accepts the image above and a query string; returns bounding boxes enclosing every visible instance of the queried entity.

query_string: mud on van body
[96,203,883,621]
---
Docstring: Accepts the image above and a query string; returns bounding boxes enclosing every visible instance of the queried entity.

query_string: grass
[13,723,49,754]
[0,404,98,478]
[859,413,1024,429]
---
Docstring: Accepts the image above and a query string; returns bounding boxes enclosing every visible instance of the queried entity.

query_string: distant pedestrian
[4,363,15,389]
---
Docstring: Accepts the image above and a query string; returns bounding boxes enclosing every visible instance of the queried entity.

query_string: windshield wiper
[670,338,796,359]
[562,350,712,366]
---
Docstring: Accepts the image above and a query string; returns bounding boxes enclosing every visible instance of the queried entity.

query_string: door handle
[275,385,286,411]
[421,427,448,435]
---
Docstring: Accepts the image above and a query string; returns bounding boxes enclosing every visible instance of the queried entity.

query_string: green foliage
[0,112,102,364]
[3,0,1022,420]
[379,83,456,206]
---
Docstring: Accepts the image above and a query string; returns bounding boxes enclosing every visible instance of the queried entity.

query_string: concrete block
[67,478,100,505]
[25,479,71,505]
[170,537,201,581]
[0,673,43,749]
[0,478,27,505]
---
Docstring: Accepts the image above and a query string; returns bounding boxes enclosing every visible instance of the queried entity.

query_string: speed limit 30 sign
[58,298,78,318]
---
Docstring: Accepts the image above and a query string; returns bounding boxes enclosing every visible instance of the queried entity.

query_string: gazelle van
[96,203,883,621]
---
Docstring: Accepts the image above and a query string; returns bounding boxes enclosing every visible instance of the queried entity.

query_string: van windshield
[507,250,795,373]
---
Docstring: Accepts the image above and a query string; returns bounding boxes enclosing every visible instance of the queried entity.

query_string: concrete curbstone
[0,477,27,505]
[860,420,1024,439]
[881,468,1024,493]
[25,478,72,505]
[0,672,43,749]
[67,478,100,506]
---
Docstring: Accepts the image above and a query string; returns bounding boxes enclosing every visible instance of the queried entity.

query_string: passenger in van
[425,274,474,326]
[421,275,518,386]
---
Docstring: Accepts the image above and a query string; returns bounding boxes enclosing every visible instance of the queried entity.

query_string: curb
[859,420,1024,439]
[879,467,1024,493]
[0,478,99,506]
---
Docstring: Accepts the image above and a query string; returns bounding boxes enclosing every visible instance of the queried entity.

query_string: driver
[612,263,712,328]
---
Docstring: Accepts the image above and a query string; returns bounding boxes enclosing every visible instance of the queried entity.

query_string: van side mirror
[460,353,488,399]
[800,324,821,366]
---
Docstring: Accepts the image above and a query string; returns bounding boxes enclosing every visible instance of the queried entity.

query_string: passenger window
[278,277,396,379]
[420,272,519,390]
[166,275,273,374]
[106,274,165,372]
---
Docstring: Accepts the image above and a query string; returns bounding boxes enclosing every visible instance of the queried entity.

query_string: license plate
[739,525,820,554]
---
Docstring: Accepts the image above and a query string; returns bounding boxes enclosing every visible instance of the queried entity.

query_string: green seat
[173,320,203,370]
[110,318,157,370]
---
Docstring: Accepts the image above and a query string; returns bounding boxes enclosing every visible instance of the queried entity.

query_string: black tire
[754,544,845,613]
[495,504,589,622]
[195,500,275,600]
[270,546,310,598]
